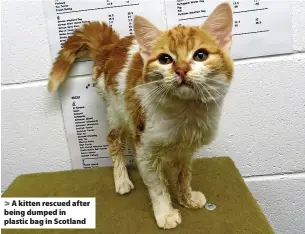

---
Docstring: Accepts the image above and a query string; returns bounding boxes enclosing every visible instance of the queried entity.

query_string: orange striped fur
[47,3,234,229]
[48,21,119,92]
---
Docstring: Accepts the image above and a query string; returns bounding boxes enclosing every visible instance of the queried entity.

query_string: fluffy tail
[47,21,120,92]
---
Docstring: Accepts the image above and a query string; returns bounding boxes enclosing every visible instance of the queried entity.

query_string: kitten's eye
[193,49,209,62]
[158,53,173,65]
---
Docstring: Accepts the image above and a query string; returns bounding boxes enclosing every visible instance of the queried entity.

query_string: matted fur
[48,3,234,229]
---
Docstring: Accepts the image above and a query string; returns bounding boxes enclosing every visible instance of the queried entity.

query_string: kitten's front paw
[115,177,134,195]
[180,191,206,209]
[155,209,181,229]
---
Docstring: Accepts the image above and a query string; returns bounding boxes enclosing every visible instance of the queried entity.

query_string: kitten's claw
[156,209,181,229]
[180,191,207,209]
[115,178,134,195]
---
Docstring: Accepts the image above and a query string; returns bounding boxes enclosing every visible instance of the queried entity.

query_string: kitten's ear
[201,2,233,52]
[133,15,161,60]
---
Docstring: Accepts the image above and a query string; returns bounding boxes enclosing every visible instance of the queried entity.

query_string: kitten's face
[144,26,233,102]
[134,3,234,103]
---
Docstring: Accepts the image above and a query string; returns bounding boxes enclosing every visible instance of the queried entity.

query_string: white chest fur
[140,92,223,151]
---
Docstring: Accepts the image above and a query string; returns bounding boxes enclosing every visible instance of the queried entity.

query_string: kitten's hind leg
[107,128,134,195]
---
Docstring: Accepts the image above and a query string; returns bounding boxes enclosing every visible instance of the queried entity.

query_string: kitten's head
[134,3,234,102]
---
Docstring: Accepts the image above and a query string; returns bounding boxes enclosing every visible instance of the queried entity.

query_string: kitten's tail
[47,21,120,92]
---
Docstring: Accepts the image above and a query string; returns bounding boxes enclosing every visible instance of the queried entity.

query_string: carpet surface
[2,157,274,233]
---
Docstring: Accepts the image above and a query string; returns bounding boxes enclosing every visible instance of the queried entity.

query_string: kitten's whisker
[155,86,170,111]
[204,78,228,88]
[131,89,163,127]
[191,77,224,100]
[136,86,163,108]
[199,83,221,110]
[130,86,164,121]
[204,83,224,100]
[192,76,227,86]
[142,87,164,105]
[125,80,163,93]
[204,101,209,124]
[194,83,206,102]
[195,85,209,117]
[192,84,209,123]
[151,84,173,119]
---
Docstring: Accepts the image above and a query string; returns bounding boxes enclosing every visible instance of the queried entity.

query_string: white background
[1,0,305,233]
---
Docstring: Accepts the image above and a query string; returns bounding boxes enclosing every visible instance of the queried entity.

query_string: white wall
[1,1,305,233]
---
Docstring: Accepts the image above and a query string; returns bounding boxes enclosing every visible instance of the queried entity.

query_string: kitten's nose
[176,70,187,78]
[174,61,190,79]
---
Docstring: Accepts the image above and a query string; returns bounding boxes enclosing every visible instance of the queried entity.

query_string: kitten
[48,3,234,229]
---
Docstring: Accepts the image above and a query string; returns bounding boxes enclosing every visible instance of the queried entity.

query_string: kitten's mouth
[177,77,191,87]
[172,80,196,100]
[179,81,190,86]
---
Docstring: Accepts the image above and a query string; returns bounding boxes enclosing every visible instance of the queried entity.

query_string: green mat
[2,157,274,233]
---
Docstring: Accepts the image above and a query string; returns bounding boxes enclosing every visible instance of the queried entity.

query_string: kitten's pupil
[193,49,209,61]
[158,53,173,64]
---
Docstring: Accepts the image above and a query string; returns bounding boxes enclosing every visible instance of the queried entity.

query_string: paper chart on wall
[43,0,293,77]
[164,0,293,60]
[59,77,134,169]
[43,0,293,169]
[43,0,166,77]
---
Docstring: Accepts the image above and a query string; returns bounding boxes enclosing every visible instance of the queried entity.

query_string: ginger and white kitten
[48,3,234,229]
